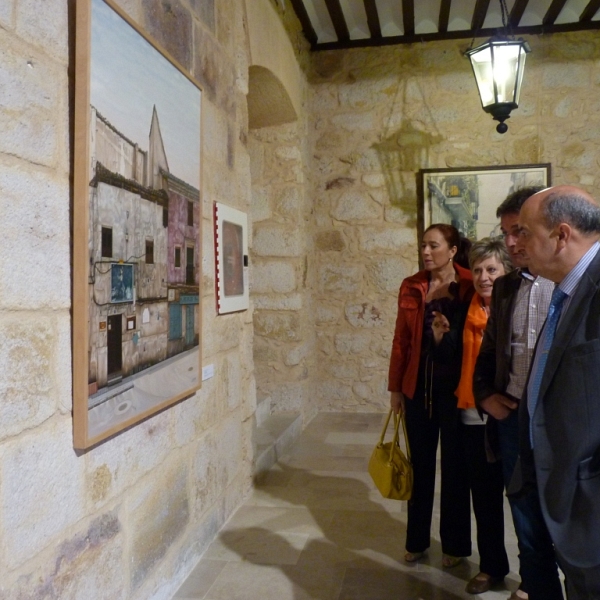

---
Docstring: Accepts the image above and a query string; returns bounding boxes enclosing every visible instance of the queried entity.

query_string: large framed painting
[214,203,249,314]
[419,164,551,240]
[73,0,203,449]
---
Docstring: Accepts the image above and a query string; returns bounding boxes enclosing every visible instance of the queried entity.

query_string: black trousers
[462,423,510,578]
[404,391,471,557]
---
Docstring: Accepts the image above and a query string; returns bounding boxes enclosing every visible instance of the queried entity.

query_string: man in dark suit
[474,187,564,600]
[515,185,600,598]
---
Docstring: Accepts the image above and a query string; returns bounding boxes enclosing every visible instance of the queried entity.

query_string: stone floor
[173,412,559,600]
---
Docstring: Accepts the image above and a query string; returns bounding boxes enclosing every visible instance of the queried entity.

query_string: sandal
[404,551,425,562]
[442,554,463,568]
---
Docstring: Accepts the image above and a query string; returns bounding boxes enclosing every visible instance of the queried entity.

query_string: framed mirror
[73,0,203,449]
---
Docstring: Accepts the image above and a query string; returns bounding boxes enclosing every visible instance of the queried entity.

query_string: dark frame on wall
[418,164,551,241]
[73,0,203,449]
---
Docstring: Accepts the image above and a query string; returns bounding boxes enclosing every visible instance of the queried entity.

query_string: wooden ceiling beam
[324,0,350,42]
[472,0,491,31]
[543,0,568,25]
[288,0,318,46]
[363,0,382,38]
[439,0,452,33]
[580,0,600,22]
[402,0,415,36]
[312,19,600,51]
[509,0,530,27]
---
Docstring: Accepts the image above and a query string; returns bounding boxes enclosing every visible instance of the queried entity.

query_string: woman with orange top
[432,237,512,594]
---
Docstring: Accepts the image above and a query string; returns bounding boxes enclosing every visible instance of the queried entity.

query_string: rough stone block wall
[4,0,600,594]
[249,118,317,421]
[309,32,600,412]
[0,0,261,598]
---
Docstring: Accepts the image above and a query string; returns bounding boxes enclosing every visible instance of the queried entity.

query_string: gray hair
[541,192,600,234]
[468,237,513,273]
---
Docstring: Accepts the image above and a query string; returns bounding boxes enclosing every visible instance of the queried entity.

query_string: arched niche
[248,66,297,129]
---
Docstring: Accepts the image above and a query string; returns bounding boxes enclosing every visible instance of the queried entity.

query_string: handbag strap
[398,411,411,463]
[381,409,411,463]
[378,408,394,446]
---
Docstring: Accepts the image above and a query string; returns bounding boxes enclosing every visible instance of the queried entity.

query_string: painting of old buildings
[421,165,550,240]
[79,0,202,441]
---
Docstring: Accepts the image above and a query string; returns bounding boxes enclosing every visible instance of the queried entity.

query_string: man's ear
[556,223,571,248]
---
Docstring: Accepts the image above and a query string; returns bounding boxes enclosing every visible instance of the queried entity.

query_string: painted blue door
[169,304,182,340]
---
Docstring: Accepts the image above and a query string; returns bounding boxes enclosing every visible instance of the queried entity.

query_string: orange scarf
[455,293,488,410]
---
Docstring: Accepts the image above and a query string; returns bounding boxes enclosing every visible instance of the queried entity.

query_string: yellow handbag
[368,409,413,500]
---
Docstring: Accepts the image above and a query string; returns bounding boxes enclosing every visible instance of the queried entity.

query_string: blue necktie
[528,286,568,445]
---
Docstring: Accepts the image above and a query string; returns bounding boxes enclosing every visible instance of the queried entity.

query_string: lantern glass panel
[469,41,528,108]
[491,43,522,104]
[469,45,495,107]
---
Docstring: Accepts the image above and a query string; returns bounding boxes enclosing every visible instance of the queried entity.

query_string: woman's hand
[431,310,450,345]
[390,391,405,415]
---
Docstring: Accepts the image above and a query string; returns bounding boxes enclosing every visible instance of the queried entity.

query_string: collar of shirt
[519,268,535,282]
[558,240,600,298]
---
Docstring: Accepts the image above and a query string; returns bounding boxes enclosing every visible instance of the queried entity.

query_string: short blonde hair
[468,237,512,273]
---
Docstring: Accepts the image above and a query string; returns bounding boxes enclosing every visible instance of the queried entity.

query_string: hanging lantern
[465,37,530,134]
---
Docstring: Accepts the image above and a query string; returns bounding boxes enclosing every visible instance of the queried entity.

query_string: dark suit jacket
[518,249,600,568]
[473,269,523,404]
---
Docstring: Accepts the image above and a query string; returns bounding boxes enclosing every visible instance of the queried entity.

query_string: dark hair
[423,224,471,269]
[424,223,460,250]
[496,186,545,218]
[469,237,512,273]
[541,191,600,234]
[455,236,472,270]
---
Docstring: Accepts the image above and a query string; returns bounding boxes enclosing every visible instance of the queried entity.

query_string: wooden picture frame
[214,203,249,314]
[73,0,203,449]
[419,164,551,240]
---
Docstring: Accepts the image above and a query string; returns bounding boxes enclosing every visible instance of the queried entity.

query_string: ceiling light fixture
[465,0,530,134]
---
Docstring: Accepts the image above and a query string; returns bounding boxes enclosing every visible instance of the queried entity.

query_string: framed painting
[419,164,551,240]
[73,0,203,449]
[214,203,249,314]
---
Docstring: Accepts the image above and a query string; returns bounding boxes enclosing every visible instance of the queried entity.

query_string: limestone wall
[0,0,308,598]
[309,32,600,412]
[4,0,600,594]
[249,118,317,421]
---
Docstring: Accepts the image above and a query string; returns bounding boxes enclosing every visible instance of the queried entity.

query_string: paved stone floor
[173,412,559,600]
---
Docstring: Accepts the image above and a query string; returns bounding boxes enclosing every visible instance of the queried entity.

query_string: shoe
[508,591,528,600]
[404,551,425,562]
[465,572,503,594]
[442,554,463,568]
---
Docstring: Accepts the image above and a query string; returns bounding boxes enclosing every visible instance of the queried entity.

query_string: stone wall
[249,118,317,421]
[0,0,308,598]
[3,0,600,595]
[309,32,600,412]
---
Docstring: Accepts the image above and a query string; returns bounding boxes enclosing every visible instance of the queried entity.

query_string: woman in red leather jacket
[389,223,474,567]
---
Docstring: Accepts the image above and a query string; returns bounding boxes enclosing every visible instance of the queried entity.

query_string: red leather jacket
[388,263,473,399]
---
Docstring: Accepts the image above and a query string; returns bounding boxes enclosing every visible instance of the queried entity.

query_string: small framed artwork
[110,263,134,303]
[419,164,551,239]
[73,0,203,449]
[214,203,249,314]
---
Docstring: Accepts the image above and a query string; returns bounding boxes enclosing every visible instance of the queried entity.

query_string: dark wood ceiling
[288,0,600,50]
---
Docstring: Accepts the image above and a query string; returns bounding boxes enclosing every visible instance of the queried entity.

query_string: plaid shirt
[505,271,554,400]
